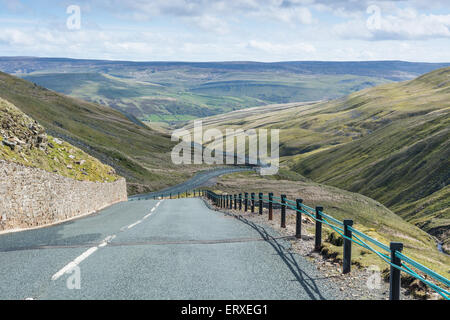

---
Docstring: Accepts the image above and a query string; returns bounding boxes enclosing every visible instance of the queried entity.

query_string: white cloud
[0,0,449,62]
[265,6,314,24]
[247,40,316,54]
[334,8,450,40]
[188,15,230,35]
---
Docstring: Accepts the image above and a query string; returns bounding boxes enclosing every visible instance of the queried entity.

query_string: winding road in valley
[129,166,254,200]
[0,195,342,299]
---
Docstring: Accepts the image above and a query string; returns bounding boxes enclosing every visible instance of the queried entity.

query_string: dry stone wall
[0,160,127,231]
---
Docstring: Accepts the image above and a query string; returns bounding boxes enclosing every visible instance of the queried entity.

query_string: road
[129,166,254,200]
[0,197,341,299]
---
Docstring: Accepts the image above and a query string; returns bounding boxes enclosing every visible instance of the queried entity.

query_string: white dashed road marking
[51,246,98,280]
[51,200,163,281]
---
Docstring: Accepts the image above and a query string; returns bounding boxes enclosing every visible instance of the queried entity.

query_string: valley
[2,57,449,124]
[186,67,450,254]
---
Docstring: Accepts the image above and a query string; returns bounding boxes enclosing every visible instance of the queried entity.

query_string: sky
[0,0,449,62]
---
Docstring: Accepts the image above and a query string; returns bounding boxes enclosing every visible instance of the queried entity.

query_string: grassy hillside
[190,67,450,251]
[20,72,388,123]
[0,71,206,194]
[6,57,449,123]
[21,72,265,123]
[0,97,118,182]
[213,171,449,277]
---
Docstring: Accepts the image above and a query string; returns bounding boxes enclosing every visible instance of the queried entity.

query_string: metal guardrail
[144,189,449,300]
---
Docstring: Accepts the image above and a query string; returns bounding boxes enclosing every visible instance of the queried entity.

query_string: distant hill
[2,57,449,80]
[191,67,450,252]
[2,57,448,123]
[0,71,204,194]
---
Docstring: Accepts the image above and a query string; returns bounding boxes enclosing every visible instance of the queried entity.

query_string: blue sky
[0,0,449,62]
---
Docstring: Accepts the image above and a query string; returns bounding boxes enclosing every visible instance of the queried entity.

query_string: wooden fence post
[296,199,303,238]
[314,206,323,251]
[268,193,273,220]
[343,219,353,274]
[281,194,286,228]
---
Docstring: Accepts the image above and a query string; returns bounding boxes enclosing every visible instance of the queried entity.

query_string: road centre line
[51,246,98,280]
[52,200,163,281]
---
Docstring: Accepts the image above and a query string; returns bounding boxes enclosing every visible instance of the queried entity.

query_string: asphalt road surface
[129,166,254,200]
[0,198,341,300]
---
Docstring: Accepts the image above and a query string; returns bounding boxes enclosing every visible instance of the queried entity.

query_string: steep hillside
[4,57,449,123]
[0,97,118,182]
[0,72,204,194]
[291,67,450,250]
[190,67,450,251]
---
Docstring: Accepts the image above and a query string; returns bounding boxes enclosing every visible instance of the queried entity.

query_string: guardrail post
[239,193,242,210]
[343,219,353,274]
[315,206,323,251]
[268,193,273,220]
[226,194,229,208]
[244,193,248,211]
[296,199,303,238]
[250,193,255,213]
[170,193,172,199]
[258,193,263,215]
[281,194,286,228]
[234,194,237,210]
[389,242,403,300]
[229,195,232,209]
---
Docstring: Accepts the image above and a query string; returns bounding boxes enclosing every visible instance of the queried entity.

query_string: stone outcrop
[0,98,48,152]
[0,160,127,231]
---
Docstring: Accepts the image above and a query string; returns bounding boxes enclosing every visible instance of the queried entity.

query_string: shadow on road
[227,212,329,300]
